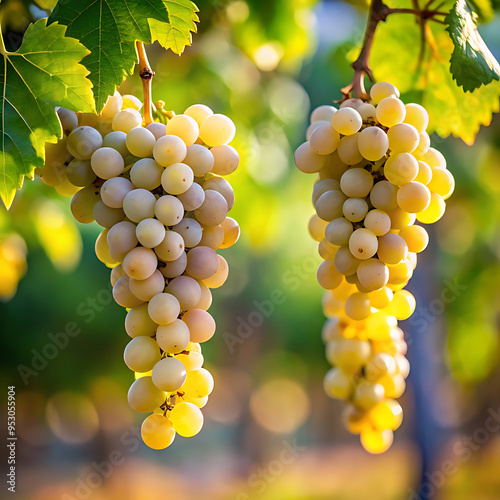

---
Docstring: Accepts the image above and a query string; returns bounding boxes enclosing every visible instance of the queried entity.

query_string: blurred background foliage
[1,0,500,498]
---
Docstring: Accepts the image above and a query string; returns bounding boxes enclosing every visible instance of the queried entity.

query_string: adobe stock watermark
[60,424,143,500]
[407,277,466,344]
[223,255,320,353]
[408,406,500,499]
[235,439,307,500]
[17,286,114,385]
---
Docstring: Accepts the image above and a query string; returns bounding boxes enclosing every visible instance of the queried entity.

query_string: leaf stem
[0,24,8,56]
[136,42,154,125]
[341,0,449,99]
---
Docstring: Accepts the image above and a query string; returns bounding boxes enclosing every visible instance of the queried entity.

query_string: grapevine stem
[341,0,448,99]
[136,42,154,125]
[0,25,7,56]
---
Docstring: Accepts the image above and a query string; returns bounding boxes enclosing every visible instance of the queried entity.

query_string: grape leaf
[49,0,199,112]
[0,19,94,209]
[369,11,500,144]
[446,0,500,91]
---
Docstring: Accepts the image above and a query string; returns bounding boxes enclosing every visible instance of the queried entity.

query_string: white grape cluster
[295,82,454,454]
[37,91,241,450]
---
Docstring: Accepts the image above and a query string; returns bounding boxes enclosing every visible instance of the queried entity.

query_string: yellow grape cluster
[37,91,241,449]
[0,233,28,300]
[295,82,454,454]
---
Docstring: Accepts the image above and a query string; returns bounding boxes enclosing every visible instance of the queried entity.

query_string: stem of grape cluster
[136,42,154,125]
[341,0,448,100]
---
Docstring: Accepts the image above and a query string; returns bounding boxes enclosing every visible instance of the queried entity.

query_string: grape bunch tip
[296,81,454,454]
[38,91,241,450]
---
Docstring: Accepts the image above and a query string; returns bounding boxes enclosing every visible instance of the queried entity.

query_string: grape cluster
[37,92,240,449]
[295,82,454,454]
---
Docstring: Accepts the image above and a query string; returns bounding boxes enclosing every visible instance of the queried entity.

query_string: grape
[110,264,126,286]
[294,142,327,174]
[141,414,176,450]
[112,109,142,133]
[357,126,389,161]
[416,192,446,224]
[198,225,224,250]
[396,181,431,213]
[315,190,347,221]
[136,218,166,248]
[376,97,406,127]
[153,135,187,167]
[177,182,205,211]
[185,104,214,125]
[146,122,167,140]
[387,123,419,153]
[124,336,161,372]
[38,139,68,186]
[182,309,216,343]
[340,168,373,197]
[387,290,416,320]
[130,158,163,190]
[121,94,142,110]
[148,292,180,325]
[306,120,330,141]
[364,209,391,236]
[310,125,340,155]
[383,152,418,186]
[349,228,378,260]
[403,103,428,133]
[427,167,455,199]
[180,368,214,398]
[93,200,124,228]
[386,206,415,230]
[170,402,204,437]
[319,238,338,260]
[369,400,403,431]
[334,246,361,276]
[370,81,399,104]
[183,144,214,176]
[370,180,398,211]
[125,303,157,338]
[387,259,413,286]
[204,176,235,210]
[220,217,240,249]
[194,190,228,226]
[166,276,202,310]
[172,218,203,248]
[202,255,229,288]
[128,377,165,413]
[340,98,363,110]
[156,319,191,354]
[365,352,397,381]
[107,221,138,260]
[357,103,377,122]
[122,189,156,222]
[421,147,446,168]
[325,217,353,246]
[154,231,185,262]
[161,163,194,195]
[95,230,117,266]
[67,126,103,159]
[57,107,79,134]
[126,127,156,157]
[210,145,239,176]
[155,195,185,227]
[414,161,432,185]
[186,246,219,280]
[332,107,362,135]
[160,252,188,279]
[323,367,352,399]
[353,381,385,409]
[113,275,144,308]
[66,159,97,187]
[102,131,129,157]
[357,258,389,291]
[368,287,393,309]
[129,269,166,302]
[175,349,204,372]
[312,179,341,205]
[199,114,236,146]
[101,91,123,120]
[317,259,343,290]
[152,357,187,392]
[338,134,362,165]
[414,131,430,157]
[310,105,337,123]
[70,185,100,223]
[360,428,394,454]
[398,225,429,253]
[343,198,369,222]
[123,246,158,280]
[166,114,199,146]
[377,233,408,265]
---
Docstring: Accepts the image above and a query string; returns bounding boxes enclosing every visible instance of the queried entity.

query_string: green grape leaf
[0,19,94,209]
[369,12,500,144]
[445,0,500,91]
[49,0,199,112]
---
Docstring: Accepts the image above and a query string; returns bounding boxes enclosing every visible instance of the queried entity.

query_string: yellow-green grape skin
[360,428,394,454]
[398,225,429,253]
[356,258,389,291]
[416,192,446,224]
[368,287,393,309]
[338,133,363,165]
[383,153,419,186]
[403,103,429,133]
[323,367,353,400]
[169,402,204,437]
[353,381,385,410]
[126,127,156,158]
[357,126,389,161]
[364,209,391,236]
[317,259,343,290]
[414,161,433,185]
[396,181,431,213]
[152,357,187,392]
[124,336,162,372]
[377,233,408,265]
[294,142,328,174]
[141,414,176,450]
[332,107,362,136]
[370,181,398,211]
[128,376,165,413]
[344,292,371,320]
[180,368,214,398]
[427,167,455,200]
[325,217,353,246]
[375,97,406,128]
[184,104,214,125]
[310,124,340,155]
[340,168,374,198]
[387,290,416,320]
[310,105,337,123]
[387,123,419,153]
[348,228,378,260]
[334,246,361,276]
[370,81,400,104]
